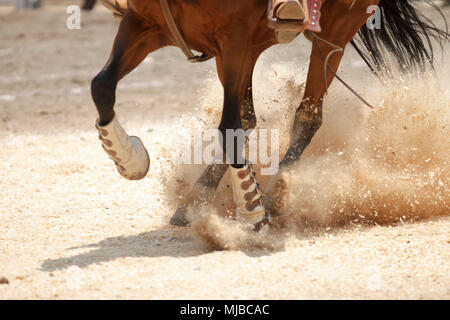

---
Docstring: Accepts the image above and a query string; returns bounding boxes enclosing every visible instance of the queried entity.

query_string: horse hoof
[117,136,150,180]
[96,116,150,181]
[253,212,271,234]
[268,170,291,216]
[170,206,190,227]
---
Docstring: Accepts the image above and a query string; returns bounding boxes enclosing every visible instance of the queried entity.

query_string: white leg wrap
[95,116,150,180]
[229,163,267,226]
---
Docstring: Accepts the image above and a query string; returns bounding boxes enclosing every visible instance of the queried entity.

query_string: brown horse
[82,0,96,10]
[91,0,448,231]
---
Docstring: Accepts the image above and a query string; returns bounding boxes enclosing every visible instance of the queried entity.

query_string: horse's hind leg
[281,0,378,166]
[270,0,378,213]
[169,163,228,226]
[170,66,258,227]
[91,15,163,180]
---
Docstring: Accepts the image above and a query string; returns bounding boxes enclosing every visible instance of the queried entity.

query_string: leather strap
[311,33,374,109]
[159,0,211,63]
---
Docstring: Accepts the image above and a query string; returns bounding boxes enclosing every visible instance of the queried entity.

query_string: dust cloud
[167,62,449,249]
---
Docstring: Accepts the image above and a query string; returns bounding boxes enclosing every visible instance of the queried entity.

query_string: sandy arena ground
[0,2,449,299]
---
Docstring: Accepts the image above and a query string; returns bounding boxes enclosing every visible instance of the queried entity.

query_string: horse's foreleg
[169,163,229,226]
[170,61,258,227]
[241,74,258,132]
[92,16,162,125]
[215,43,270,231]
[91,15,163,180]
[271,0,378,213]
[171,43,266,230]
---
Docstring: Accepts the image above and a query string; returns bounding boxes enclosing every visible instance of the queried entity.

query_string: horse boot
[268,0,309,44]
[229,163,271,233]
[96,116,150,181]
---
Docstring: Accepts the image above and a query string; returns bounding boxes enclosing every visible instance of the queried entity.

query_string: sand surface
[0,3,449,299]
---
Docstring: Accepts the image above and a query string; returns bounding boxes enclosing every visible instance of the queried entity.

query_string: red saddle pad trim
[307,0,322,32]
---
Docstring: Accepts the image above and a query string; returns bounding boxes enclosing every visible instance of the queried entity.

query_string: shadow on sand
[40,228,207,272]
[40,226,283,272]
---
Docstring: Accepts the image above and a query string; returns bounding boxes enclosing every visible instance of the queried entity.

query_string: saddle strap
[159,0,211,63]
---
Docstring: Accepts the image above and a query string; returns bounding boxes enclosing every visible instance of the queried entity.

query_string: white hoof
[229,163,268,227]
[96,116,150,180]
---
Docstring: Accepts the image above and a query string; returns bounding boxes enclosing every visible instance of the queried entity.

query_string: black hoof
[170,206,190,227]
[253,211,272,233]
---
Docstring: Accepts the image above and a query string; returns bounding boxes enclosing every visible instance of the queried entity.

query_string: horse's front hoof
[170,206,190,227]
[96,117,150,181]
[116,136,150,180]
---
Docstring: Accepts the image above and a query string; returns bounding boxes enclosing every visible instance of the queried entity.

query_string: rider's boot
[272,0,306,21]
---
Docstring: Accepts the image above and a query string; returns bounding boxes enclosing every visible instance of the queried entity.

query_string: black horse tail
[351,0,449,76]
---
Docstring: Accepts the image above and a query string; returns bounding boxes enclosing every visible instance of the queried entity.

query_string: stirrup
[268,0,308,33]
[276,0,305,20]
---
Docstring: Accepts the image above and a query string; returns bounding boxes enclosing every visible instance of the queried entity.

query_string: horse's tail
[100,0,127,18]
[351,0,449,75]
